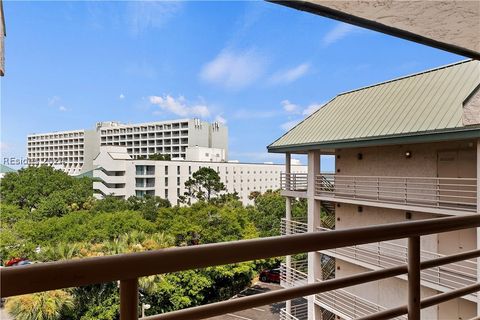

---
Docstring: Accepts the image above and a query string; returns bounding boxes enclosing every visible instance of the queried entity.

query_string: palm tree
[5,290,74,320]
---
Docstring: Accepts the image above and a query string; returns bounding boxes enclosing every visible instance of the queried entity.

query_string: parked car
[259,268,280,283]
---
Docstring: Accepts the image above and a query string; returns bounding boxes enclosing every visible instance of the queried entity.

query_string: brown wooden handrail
[1,215,480,320]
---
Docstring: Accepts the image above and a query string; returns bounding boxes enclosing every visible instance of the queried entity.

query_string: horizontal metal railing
[315,174,477,212]
[318,225,477,300]
[280,302,308,320]
[280,260,308,288]
[281,218,309,235]
[316,289,407,320]
[2,215,480,320]
[281,173,308,191]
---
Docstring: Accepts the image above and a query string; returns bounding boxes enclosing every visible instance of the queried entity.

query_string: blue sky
[0,1,463,169]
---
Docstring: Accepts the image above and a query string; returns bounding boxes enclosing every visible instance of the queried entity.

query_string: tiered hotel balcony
[280,173,477,215]
[315,290,407,320]
[280,218,477,302]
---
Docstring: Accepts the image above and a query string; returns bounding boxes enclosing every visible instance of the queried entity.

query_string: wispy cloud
[127,1,182,36]
[215,114,227,124]
[323,23,359,46]
[281,100,300,114]
[280,120,301,131]
[269,63,310,85]
[200,48,267,90]
[149,95,210,118]
[48,96,61,106]
[279,100,326,131]
[303,103,324,116]
[48,96,69,112]
[119,94,125,100]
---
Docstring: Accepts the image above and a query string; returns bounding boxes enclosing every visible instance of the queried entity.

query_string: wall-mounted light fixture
[405,151,412,159]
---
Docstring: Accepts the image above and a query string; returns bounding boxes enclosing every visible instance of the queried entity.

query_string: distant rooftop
[269,59,480,153]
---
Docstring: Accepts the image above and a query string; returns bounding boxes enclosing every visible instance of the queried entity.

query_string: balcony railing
[315,174,477,213]
[280,173,308,191]
[281,218,308,235]
[280,302,308,320]
[280,260,308,288]
[2,215,480,320]
[317,226,477,301]
[316,289,407,320]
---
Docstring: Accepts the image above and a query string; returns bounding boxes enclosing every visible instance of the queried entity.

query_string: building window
[177,177,180,186]
[165,177,168,186]
[165,189,168,199]
[177,188,180,196]
[177,166,180,175]
[189,166,191,174]
[165,166,168,175]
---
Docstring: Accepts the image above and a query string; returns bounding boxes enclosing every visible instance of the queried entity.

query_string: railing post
[408,236,421,320]
[120,278,139,320]
[405,178,408,204]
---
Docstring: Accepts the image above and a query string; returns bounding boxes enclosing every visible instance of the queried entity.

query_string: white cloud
[281,100,300,114]
[323,23,359,46]
[200,49,267,90]
[215,115,227,124]
[48,96,60,106]
[149,95,210,118]
[269,63,310,85]
[58,106,67,112]
[303,103,324,116]
[281,120,301,131]
[119,94,125,99]
[127,2,182,36]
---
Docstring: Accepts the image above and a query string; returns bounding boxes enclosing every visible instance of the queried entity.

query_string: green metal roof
[268,60,480,152]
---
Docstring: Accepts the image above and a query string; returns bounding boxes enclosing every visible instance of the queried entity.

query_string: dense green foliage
[0,166,304,319]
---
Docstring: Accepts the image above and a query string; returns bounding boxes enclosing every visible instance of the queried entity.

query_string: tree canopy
[182,167,226,202]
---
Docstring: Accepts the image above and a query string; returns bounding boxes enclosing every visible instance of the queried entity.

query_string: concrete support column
[285,153,292,314]
[307,150,322,320]
[476,139,480,316]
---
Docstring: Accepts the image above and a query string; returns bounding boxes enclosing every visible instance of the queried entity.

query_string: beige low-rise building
[269,60,480,319]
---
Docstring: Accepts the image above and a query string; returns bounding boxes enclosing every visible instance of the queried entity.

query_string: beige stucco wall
[331,140,477,318]
[335,140,476,177]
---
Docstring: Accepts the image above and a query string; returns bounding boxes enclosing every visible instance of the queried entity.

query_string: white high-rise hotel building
[27,119,228,175]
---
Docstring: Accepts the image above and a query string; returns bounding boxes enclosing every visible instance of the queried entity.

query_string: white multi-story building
[27,119,228,175]
[93,146,307,205]
[270,60,480,319]
[97,119,227,160]
[27,129,98,175]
